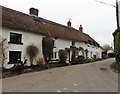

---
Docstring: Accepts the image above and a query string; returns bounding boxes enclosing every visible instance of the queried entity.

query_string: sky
[0,0,118,47]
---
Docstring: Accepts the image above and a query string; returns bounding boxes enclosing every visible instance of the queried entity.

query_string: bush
[84,57,91,63]
[113,29,120,62]
[26,44,39,66]
[42,36,54,62]
[76,55,85,63]
[84,57,103,63]
[36,57,44,66]
[10,63,24,73]
[108,53,115,58]
[59,50,67,63]
[72,55,85,64]
[50,63,68,68]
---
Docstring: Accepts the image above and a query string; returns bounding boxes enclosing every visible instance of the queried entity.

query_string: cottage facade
[2,27,43,68]
[1,6,102,68]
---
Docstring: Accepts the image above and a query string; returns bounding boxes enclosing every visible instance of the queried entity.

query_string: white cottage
[1,6,102,68]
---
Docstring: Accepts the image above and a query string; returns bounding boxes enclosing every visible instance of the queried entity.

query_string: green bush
[113,29,120,62]
[42,36,54,62]
[72,55,85,64]
[108,53,115,58]
[84,57,103,63]
[76,55,85,63]
[59,50,67,63]
[42,63,68,69]
[84,58,92,63]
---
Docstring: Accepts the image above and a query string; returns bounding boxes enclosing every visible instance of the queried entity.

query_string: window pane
[9,51,21,64]
[10,33,22,44]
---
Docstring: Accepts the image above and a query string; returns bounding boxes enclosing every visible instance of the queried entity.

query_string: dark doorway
[9,51,21,64]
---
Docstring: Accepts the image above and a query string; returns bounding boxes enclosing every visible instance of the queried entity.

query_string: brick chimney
[67,20,71,27]
[79,25,83,32]
[29,8,39,16]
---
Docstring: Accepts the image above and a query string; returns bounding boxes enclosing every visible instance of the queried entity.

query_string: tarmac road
[2,58,118,92]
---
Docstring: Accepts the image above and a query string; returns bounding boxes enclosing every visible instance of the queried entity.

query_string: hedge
[113,29,120,62]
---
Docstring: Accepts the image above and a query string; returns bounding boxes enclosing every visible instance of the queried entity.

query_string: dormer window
[9,32,23,44]
[88,40,92,45]
[85,41,87,44]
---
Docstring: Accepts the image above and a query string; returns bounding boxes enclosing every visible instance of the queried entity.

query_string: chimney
[29,8,39,16]
[67,20,71,27]
[79,25,83,32]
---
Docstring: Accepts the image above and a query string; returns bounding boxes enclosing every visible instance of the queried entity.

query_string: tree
[0,37,8,67]
[42,36,54,63]
[26,44,39,66]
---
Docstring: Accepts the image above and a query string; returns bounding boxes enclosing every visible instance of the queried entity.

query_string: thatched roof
[2,6,100,47]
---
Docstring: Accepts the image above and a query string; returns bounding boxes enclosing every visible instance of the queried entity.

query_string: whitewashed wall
[54,39,102,59]
[53,39,71,60]
[2,27,102,68]
[76,41,102,58]
[54,39,102,60]
[2,27,44,68]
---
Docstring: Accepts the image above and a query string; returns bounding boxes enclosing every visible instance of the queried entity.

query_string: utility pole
[94,0,119,28]
[116,0,119,28]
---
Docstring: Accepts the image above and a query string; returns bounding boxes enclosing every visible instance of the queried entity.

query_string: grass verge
[110,61,120,73]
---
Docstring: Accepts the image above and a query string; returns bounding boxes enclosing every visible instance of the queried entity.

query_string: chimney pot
[29,8,39,16]
[79,24,83,32]
[67,20,71,27]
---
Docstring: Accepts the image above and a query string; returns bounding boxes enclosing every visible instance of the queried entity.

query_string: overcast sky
[0,0,118,47]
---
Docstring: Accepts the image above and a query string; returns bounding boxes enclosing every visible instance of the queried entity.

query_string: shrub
[72,55,85,64]
[43,63,69,69]
[84,57,91,63]
[10,62,24,73]
[42,36,54,62]
[76,55,85,63]
[108,53,115,58]
[36,57,44,66]
[26,44,39,66]
[59,50,67,63]
[113,29,120,62]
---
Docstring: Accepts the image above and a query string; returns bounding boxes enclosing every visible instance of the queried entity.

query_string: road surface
[2,58,118,92]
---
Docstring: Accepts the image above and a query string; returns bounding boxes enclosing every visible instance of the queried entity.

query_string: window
[9,32,23,44]
[87,44,90,47]
[55,37,58,39]
[91,52,92,58]
[72,41,75,46]
[88,40,92,45]
[9,51,21,64]
[85,41,87,44]
[52,52,57,58]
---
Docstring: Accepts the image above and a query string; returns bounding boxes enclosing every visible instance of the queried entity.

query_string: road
[2,58,118,92]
